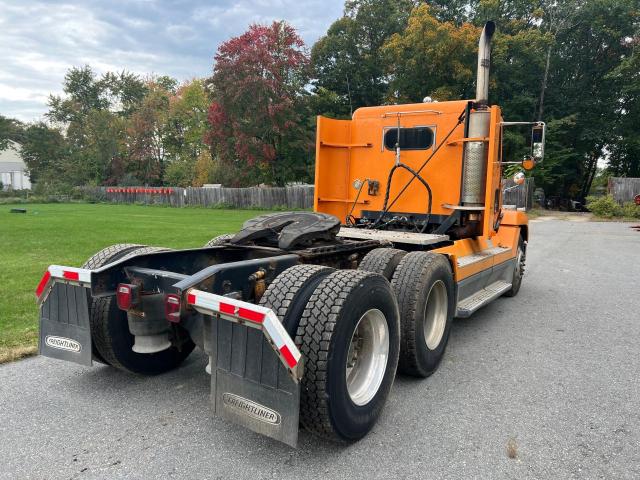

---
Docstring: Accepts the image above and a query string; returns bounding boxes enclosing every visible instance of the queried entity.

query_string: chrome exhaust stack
[461,21,495,206]
[475,21,496,106]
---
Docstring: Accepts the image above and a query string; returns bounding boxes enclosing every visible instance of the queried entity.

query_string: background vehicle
[35,22,544,447]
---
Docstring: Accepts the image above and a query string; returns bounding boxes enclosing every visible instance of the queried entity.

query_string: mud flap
[204,317,300,447]
[39,283,93,366]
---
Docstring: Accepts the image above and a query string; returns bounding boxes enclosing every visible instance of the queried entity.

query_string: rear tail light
[116,283,139,311]
[165,294,182,323]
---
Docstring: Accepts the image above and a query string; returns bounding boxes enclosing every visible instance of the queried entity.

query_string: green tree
[154,78,211,187]
[427,0,478,24]
[124,79,172,185]
[207,21,312,186]
[20,122,68,186]
[47,66,148,186]
[193,150,217,186]
[0,115,25,150]
[382,5,480,103]
[606,37,640,178]
[539,0,638,198]
[164,79,210,183]
[311,0,414,116]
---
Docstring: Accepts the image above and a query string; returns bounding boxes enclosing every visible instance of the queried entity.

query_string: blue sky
[0,0,345,122]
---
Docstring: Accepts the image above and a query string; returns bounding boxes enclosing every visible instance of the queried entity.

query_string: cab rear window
[384,127,434,150]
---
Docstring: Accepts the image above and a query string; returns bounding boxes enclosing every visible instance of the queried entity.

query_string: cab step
[455,280,512,318]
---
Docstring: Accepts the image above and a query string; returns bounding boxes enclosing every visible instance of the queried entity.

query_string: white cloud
[0,83,50,103]
[0,0,344,121]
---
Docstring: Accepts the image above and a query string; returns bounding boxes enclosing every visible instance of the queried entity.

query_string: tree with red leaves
[207,21,313,186]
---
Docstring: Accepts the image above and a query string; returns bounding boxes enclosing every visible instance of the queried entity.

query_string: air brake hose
[372,106,468,229]
[398,163,433,233]
[346,179,366,226]
[377,164,433,232]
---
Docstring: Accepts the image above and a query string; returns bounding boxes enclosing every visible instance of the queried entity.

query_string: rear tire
[259,264,334,336]
[87,245,195,375]
[358,248,407,280]
[82,244,145,365]
[391,252,455,378]
[297,270,400,441]
[203,234,234,247]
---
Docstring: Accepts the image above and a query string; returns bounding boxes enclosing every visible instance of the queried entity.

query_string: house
[0,141,31,190]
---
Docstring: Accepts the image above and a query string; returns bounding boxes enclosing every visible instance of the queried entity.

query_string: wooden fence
[80,185,315,209]
[82,180,536,211]
[608,177,640,204]
[502,177,536,210]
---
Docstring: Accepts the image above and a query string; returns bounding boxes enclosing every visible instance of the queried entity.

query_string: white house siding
[0,141,31,190]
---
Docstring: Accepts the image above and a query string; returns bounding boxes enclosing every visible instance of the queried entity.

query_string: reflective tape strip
[48,266,92,284]
[35,270,51,298]
[186,289,302,379]
[35,265,92,305]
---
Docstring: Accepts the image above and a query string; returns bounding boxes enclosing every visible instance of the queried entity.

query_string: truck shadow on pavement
[54,296,509,458]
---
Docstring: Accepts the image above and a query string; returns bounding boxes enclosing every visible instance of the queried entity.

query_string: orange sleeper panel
[314,116,352,220]
[315,101,471,224]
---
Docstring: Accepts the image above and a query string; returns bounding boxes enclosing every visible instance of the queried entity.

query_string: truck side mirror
[531,123,545,163]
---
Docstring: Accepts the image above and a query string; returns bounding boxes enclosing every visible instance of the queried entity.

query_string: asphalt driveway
[1,219,638,479]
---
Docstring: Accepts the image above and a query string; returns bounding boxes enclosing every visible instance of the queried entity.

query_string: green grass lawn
[0,203,265,361]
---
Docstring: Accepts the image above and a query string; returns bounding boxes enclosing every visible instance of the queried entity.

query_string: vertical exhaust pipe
[475,21,496,105]
[461,21,496,207]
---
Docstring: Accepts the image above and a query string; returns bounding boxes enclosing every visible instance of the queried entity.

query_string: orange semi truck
[36,22,544,446]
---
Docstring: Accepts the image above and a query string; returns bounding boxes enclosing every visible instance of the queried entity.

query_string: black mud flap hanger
[35,265,94,366]
[186,289,303,447]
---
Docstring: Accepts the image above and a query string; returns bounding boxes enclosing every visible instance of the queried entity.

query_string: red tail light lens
[116,283,139,311]
[165,294,182,323]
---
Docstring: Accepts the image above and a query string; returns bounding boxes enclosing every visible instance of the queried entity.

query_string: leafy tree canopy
[207,21,313,186]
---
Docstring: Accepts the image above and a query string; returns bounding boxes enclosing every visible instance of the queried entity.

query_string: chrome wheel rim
[515,247,525,279]
[423,280,448,350]
[345,308,390,406]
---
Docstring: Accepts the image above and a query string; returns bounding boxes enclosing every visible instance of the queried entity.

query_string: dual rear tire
[391,252,455,377]
[360,248,454,377]
[83,244,195,375]
[261,249,455,442]
[260,265,400,442]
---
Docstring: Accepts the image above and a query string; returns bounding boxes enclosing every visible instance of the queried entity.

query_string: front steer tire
[296,270,400,442]
[503,235,526,297]
[86,244,195,375]
[391,252,455,378]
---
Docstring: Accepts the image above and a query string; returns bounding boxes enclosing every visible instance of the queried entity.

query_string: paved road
[2,219,639,480]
